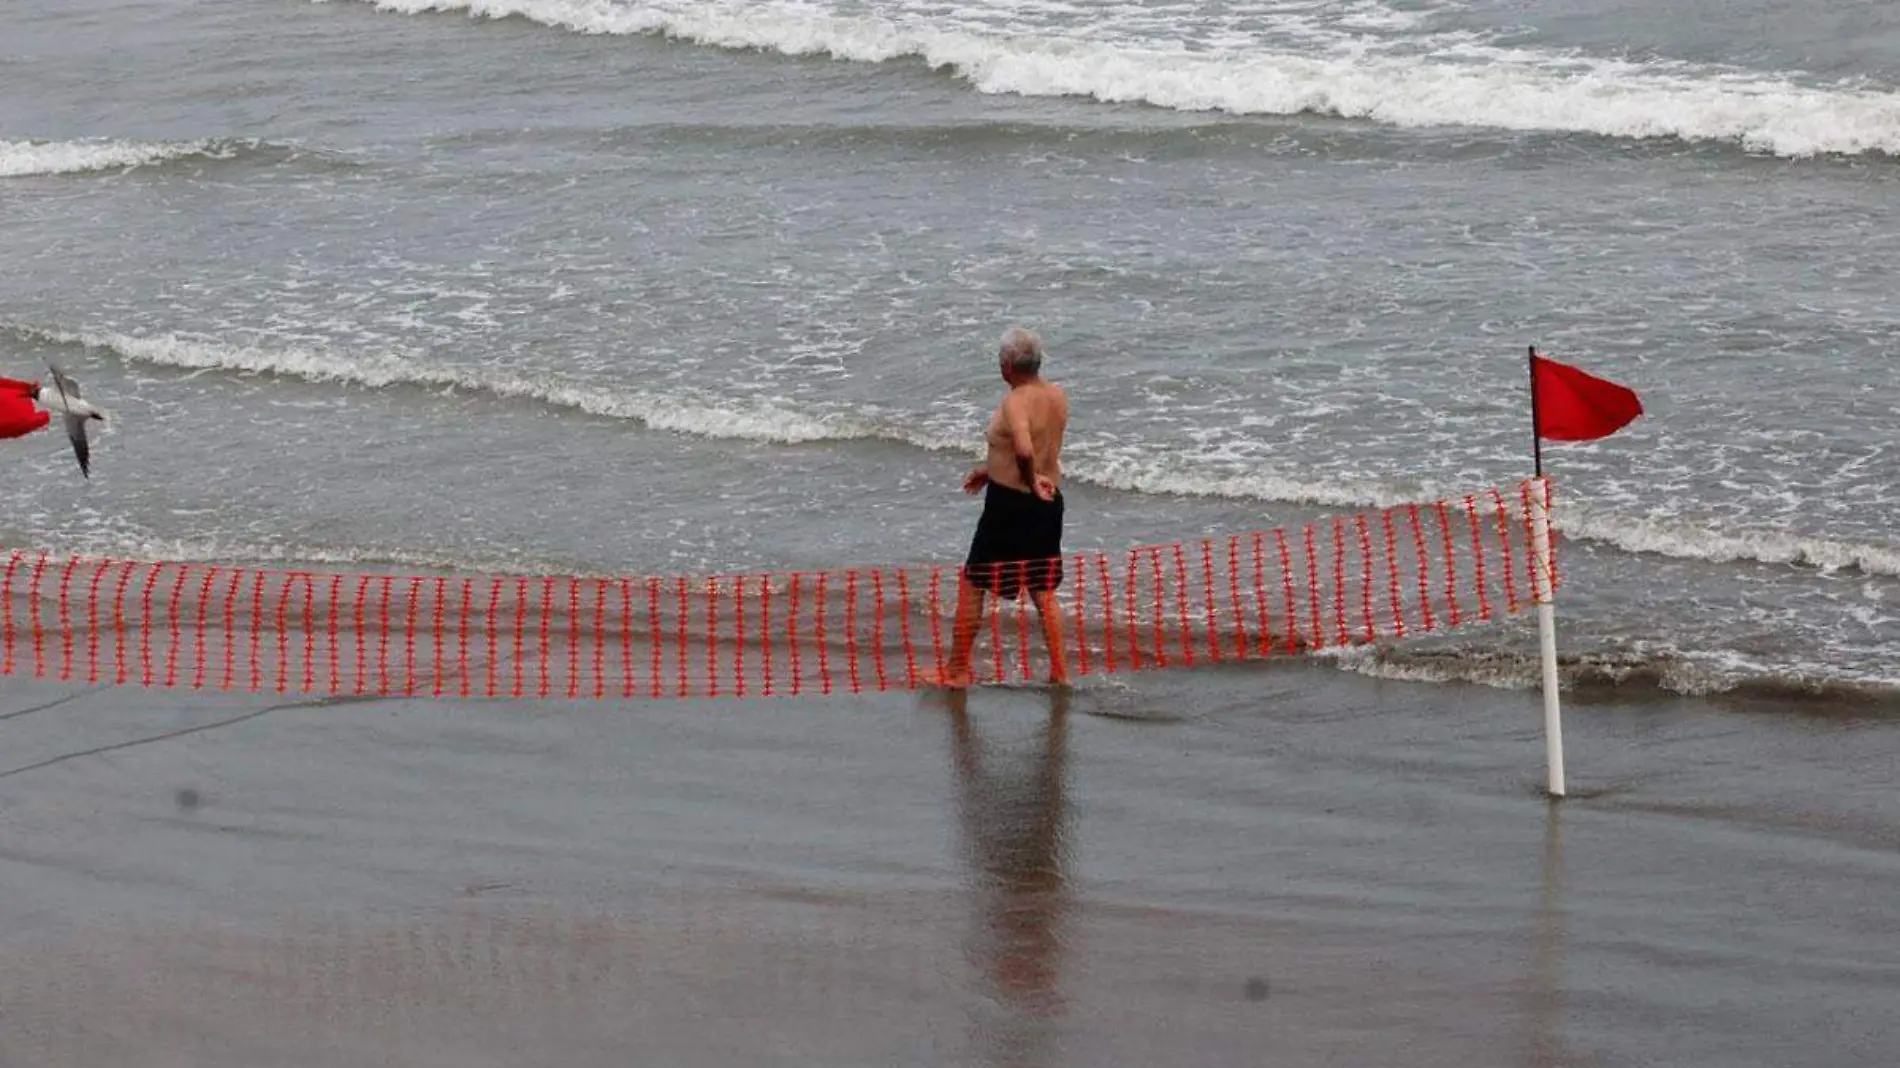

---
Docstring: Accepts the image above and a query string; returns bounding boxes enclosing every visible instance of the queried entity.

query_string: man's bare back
[984,381,1068,495]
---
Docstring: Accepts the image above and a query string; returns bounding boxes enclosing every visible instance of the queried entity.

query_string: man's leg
[939,572,987,688]
[1030,589,1070,687]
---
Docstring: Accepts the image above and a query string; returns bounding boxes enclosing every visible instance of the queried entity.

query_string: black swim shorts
[964,481,1065,598]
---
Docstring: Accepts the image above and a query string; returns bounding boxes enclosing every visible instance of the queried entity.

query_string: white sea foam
[24,327,862,445]
[336,0,1900,157]
[1561,507,1900,578]
[1061,456,1900,578]
[1070,454,1422,511]
[1319,641,1900,701]
[3,536,536,576]
[0,138,240,178]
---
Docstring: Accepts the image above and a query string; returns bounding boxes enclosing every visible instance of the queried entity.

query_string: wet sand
[2,665,1896,1067]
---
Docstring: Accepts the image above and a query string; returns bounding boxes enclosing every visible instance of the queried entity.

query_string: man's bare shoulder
[1042,382,1069,418]
[1004,381,1066,420]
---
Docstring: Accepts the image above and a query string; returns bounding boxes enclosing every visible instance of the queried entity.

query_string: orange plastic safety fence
[2,480,1555,700]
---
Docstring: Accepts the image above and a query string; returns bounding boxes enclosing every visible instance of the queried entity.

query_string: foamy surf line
[1563,508,1900,578]
[0,138,268,178]
[12,325,868,446]
[0,325,1448,510]
[0,534,558,578]
[15,325,1900,578]
[1321,642,1900,706]
[331,0,1900,158]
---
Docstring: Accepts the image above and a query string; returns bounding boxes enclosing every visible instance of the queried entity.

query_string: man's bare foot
[933,667,973,690]
[1047,671,1071,689]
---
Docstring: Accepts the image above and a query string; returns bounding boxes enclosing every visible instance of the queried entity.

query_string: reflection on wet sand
[940,686,1073,1068]
[1528,802,1570,1068]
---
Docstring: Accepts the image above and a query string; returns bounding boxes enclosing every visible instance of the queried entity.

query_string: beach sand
[3,665,1895,1067]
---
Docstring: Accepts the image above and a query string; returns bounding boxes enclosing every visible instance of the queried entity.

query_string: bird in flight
[39,362,107,479]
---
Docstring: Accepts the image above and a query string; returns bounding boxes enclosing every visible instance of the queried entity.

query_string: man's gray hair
[999,327,1044,374]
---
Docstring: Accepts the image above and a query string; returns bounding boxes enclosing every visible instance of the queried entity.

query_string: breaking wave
[0,138,290,178]
[336,0,1900,158]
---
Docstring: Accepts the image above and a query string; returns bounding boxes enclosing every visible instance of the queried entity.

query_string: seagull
[39,362,106,479]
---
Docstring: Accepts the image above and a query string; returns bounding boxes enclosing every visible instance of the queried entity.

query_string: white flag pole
[1527,346,1566,799]
[1530,475,1565,798]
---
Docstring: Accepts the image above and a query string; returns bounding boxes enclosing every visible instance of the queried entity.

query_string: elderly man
[940,327,1070,689]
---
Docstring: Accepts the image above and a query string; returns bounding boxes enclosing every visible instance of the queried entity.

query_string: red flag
[1531,351,1642,441]
[0,381,49,440]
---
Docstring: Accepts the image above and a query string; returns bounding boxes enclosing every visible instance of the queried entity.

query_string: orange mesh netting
[2,481,1557,699]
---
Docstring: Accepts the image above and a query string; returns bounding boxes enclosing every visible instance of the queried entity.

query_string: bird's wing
[65,414,91,479]
[47,361,81,401]
[47,362,91,478]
